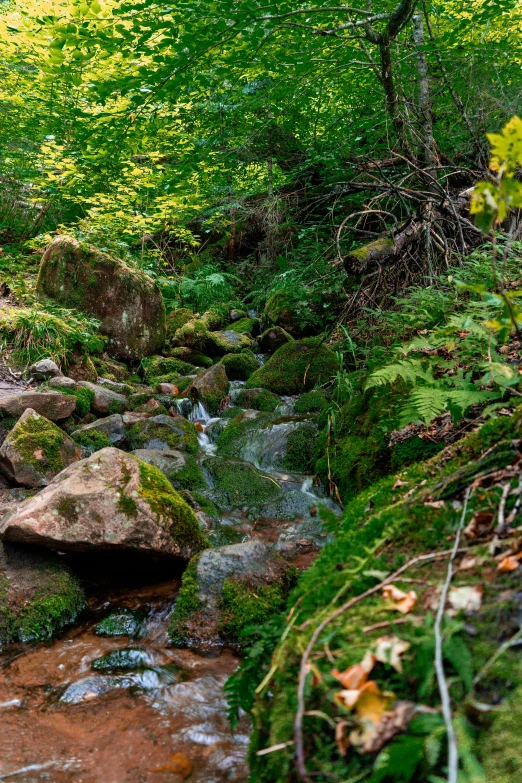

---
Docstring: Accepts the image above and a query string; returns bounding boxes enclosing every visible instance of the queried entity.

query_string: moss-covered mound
[224,317,260,335]
[246,338,337,395]
[0,542,85,644]
[202,455,283,509]
[239,407,522,783]
[141,354,197,382]
[221,351,260,381]
[173,319,252,358]
[186,363,230,415]
[170,346,213,368]
[166,307,194,339]
[37,235,165,360]
[127,414,199,453]
[234,387,281,412]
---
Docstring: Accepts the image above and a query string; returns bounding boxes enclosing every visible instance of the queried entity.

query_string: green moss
[10,414,67,474]
[235,388,281,412]
[168,555,202,643]
[118,493,138,517]
[219,577,291,642]
[246,338,338,395]
[166,307,194,337]
[190,491,220,518]
[479,674,522,781]
[57,495,80,522]
[73,428,112,454]
[390,435,445,471]
[127,417,199,454]
[216,411,275,458]
[221,351,260,381]
[294,390,328,414]
[221,406,245,419]
[202,456,282,508]
[51,385,95,417]
[141,355,197,381]
[137,460,209,554]
[282,421,318,473]
[0,563,85,644]
[168,454,206,491]
[95,609,143,638]
[170,346,213,367]
[224,317,259,335]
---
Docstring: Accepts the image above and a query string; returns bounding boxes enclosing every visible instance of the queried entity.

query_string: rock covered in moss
[132,448,206,491]
[0,390,77,421]
[233,387,281,412]
[186,363,229,415]
[28,358,62,380]
[45,383,95,417]
[0,448,208,559]
[0,541,85,644]
[169,540,291,643]
[263,290,307,336]
[257,326,294,354]
[68,355,98,383]
[77,381,127,415]
[0,408,82,487]
[246,338,337,395]
[224,317,260,335]
[294,389,329,414]
[37,235,165,360]
[165,307,194,340]
[201,455,282,509]
[170,346,213,368]
[172,319,252,358]
[141,354,197,382]
[126,414,199,453]
[95,609,143,638]
[72,414,125,452]
[221,351,260,381]
[48,375,77,390]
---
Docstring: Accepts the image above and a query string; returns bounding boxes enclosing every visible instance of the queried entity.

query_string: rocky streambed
[0,351,340,782]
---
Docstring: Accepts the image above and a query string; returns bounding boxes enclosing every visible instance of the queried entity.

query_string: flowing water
[0,386,339,782]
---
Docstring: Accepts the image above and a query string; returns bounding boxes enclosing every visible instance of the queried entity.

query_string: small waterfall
[173,398,212,424]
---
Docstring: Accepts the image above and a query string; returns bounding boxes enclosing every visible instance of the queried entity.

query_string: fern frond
[401,387,450,426]
[365,359,428,391]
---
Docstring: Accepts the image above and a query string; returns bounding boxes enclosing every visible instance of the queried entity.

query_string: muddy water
[0,580,249,783]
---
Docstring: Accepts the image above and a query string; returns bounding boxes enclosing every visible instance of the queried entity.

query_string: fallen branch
[294,545,471,781]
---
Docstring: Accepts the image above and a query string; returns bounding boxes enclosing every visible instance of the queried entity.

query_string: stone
[230,309,247,322]
[67,355,98,383]
[97,377,129,394]
[257,326,294,354]
[170,346,213,368]
[221,351,260,381]
[48,376,78,390]
[122,411,151,427]
[0,391,76,421]
[132,449,206,491]
[201,455,282,509]
[0,448,208,559]
[36,235,166,360]
[196,541,271,608]
[158,382,179,395]
[246,338,338,395]
[73,414,126,447]
[233,387,281,412]
[28,358,62,380]
[0,409,82,488]
[264,290,308,336]
[0,541,85,644]
[186,363,229,415]
[126,414,199,453]
[77,381,127,415]
[135,398,165,415]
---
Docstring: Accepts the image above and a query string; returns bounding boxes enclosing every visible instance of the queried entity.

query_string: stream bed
[0,380,339,782]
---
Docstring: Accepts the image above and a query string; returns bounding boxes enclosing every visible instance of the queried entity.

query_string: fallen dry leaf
[498,554,522,572]
[306,661,323,687]
[448,585,483,614]
[458,554,477,571]
[464,510,494,540]
[355,701,416,754]
[424,500,446,509]
[150,752,193,778]
[382,584,417,614]
[332,652,375,690]
[335,720,351,757]
[393,478,409,489]
[373,636,410,673]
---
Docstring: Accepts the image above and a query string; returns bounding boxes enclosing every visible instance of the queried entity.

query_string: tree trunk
[413,11,436,169]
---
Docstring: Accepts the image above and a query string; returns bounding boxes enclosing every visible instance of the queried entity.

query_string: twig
[434,485,471,783]
[363,616,417,633]
[473,627,522,687]
[294,546,470,781]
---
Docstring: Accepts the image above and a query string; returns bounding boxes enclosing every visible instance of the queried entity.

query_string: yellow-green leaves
[471,116,522,232]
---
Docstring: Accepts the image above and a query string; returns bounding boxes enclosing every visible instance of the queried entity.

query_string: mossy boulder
[0,408,82,487]
[67,355,98,383]
[224,317,260,336]
[201,455,283,509]
[221,351,260,381]
[0,542,85,644]
[246,338,338,395]
[257,326,294,354]
[234,387,281,412]
[141,355,197,382]
[0,448,209,559]
[95,610,143,638]
[172,319,252,358]
[72,414,125,453]
[200,306,229,330]
[126,414,199,453]
[132,448,206,492]
[76,381,127,415]
[37,235,165,360]
[169,540,291,644]
[215,409,275,459]
[186,363,229,415]
[170,346,213,368]
[263,290,309,336]
[165,307,194,340]
[207,329,252,356]
[46,383,95,417]
[294,390,329,415]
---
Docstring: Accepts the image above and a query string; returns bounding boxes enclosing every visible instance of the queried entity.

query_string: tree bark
[413,11,436,169]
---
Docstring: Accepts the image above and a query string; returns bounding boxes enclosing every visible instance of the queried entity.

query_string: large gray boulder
[0,409,82,487]
[36,235,166,360]
[0,391,76,420]
[0,448,208,560]
[28,358,63,380]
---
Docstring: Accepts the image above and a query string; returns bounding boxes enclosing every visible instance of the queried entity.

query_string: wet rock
[37,235,165,360]
[257,326,294,353]
[28,358,62,380]
[95,610,143,638]
[0,447,209,559]
[0,541,84,644]
[201,455,282,509]
[48,375,78,390]
[0,409,82,487]
[91,648,149,671]
[0,390,77,421]
[221,351,260,381]
[77,381,127,415]
[186,363,229,415]
[232,387,281,412]
[246,338,338,395]
[72,414,126,452]
[132,449,206,491]
[158,382,179,395]
[127,414,199,453]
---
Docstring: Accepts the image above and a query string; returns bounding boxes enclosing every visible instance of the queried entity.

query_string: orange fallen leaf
[150,753,193,779]
[335,720,351,756]
[334,679,382,711]
[306,661,323,686]
[382,584,417,614]
[498,554,522,572]
[332,652,375,690]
